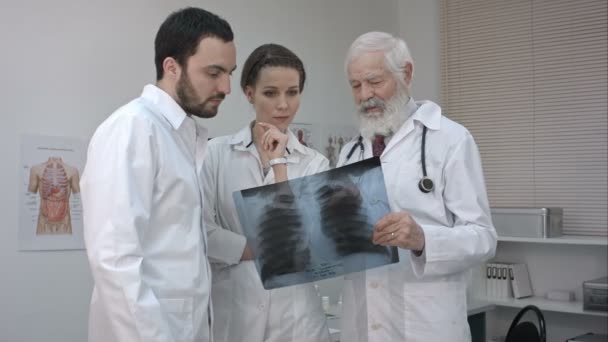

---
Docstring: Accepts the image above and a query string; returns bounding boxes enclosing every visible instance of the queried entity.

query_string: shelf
[497,235,608,246]
[326,301,497,318]
[467,299,496,316]
[479,296,608,317]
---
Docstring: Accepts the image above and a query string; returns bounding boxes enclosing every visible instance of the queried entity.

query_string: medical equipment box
[490,207,563,238]
[583,276,608,312]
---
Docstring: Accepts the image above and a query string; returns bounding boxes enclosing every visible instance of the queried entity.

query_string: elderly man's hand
[372,212,425,253]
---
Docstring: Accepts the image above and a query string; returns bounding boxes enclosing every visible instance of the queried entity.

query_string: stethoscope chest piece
[418,176,434,193]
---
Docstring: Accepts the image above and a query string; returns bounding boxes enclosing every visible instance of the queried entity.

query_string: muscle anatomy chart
[28,157,80,234]
[19,134,86,250]
[234,157,399,289]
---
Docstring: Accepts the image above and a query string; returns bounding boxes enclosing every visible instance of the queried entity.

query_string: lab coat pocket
[210,265,234,318]
[339,276,368,342]
[392,160,444,214]
[211,265,230,284]
[159,297,194,342]
[404,282,467,340]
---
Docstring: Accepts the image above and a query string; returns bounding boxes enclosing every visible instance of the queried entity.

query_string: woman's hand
[255,122,288,160]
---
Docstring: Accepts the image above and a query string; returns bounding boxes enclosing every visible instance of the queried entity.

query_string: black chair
[505,305,546,342]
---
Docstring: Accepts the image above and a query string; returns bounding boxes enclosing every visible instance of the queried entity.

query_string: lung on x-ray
[233,157,399,289]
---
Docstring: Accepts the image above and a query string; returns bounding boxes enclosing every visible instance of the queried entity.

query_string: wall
[398,0,442,103]
[0,1,397,341]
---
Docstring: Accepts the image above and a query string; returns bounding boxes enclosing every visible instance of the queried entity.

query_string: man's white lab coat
[81,85,212,342]
[337,100,497,342]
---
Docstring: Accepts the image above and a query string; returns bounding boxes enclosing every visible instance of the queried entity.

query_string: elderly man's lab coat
[337,100,497,342]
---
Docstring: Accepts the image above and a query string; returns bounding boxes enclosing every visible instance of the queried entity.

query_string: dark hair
[240,44,306,92]
[154,7,233,80]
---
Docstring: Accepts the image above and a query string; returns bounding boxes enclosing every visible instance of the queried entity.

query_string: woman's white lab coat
[336,100,497,342]
[202,125,331,342]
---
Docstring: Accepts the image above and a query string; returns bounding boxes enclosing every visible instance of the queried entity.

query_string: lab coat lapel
[382,118,416,158]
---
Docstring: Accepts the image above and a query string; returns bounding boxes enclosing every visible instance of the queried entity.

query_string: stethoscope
[346,126,434,193]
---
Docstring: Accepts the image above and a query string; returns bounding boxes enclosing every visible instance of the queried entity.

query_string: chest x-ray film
[233,157,399,289]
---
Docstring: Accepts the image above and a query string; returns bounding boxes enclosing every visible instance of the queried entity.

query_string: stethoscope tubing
[345,126,434,193]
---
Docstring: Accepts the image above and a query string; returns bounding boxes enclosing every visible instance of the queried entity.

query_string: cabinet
[470,235,608,341]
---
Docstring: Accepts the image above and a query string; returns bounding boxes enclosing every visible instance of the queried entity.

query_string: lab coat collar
[229,125,251,148]
[229,123,309,156]
[411,100,442,131]
[140,84,189,130]
[381,99,442,158]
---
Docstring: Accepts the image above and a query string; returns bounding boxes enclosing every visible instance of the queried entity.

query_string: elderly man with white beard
[336,31,497,342]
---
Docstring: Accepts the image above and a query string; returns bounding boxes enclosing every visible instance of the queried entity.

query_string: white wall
[398,0,442,103]
[0,1,397,341]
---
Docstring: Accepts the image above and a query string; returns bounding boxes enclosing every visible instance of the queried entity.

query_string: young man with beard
[336,32,497,342]
[80,8,236,342]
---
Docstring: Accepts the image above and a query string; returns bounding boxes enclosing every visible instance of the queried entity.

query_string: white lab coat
[336,100,497,342]
[202,125,331,342]
[81,85,212,342]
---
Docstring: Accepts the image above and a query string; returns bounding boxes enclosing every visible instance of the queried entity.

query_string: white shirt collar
[140,84,189,130]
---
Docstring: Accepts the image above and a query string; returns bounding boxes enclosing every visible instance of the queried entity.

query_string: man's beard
[176,72,225,119]
[357,91,409,140]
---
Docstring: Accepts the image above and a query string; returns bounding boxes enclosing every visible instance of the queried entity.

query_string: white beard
[357,91,410,140]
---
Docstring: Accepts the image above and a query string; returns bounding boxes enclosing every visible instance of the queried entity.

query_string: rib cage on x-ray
[316,180,388,257]
[234,157,398,289]
[257,191,310,282]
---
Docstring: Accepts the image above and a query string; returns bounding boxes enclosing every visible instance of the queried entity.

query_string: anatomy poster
[289,122,319,150]
[233,157,398,289]
[19,134,87,250]
[289,123,358,168]
[319,124,359,168]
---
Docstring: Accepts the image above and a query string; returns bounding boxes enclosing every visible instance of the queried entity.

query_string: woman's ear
[245,86,255,103]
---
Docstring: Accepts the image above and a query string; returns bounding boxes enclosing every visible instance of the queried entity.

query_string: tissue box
[491,207,563,238]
